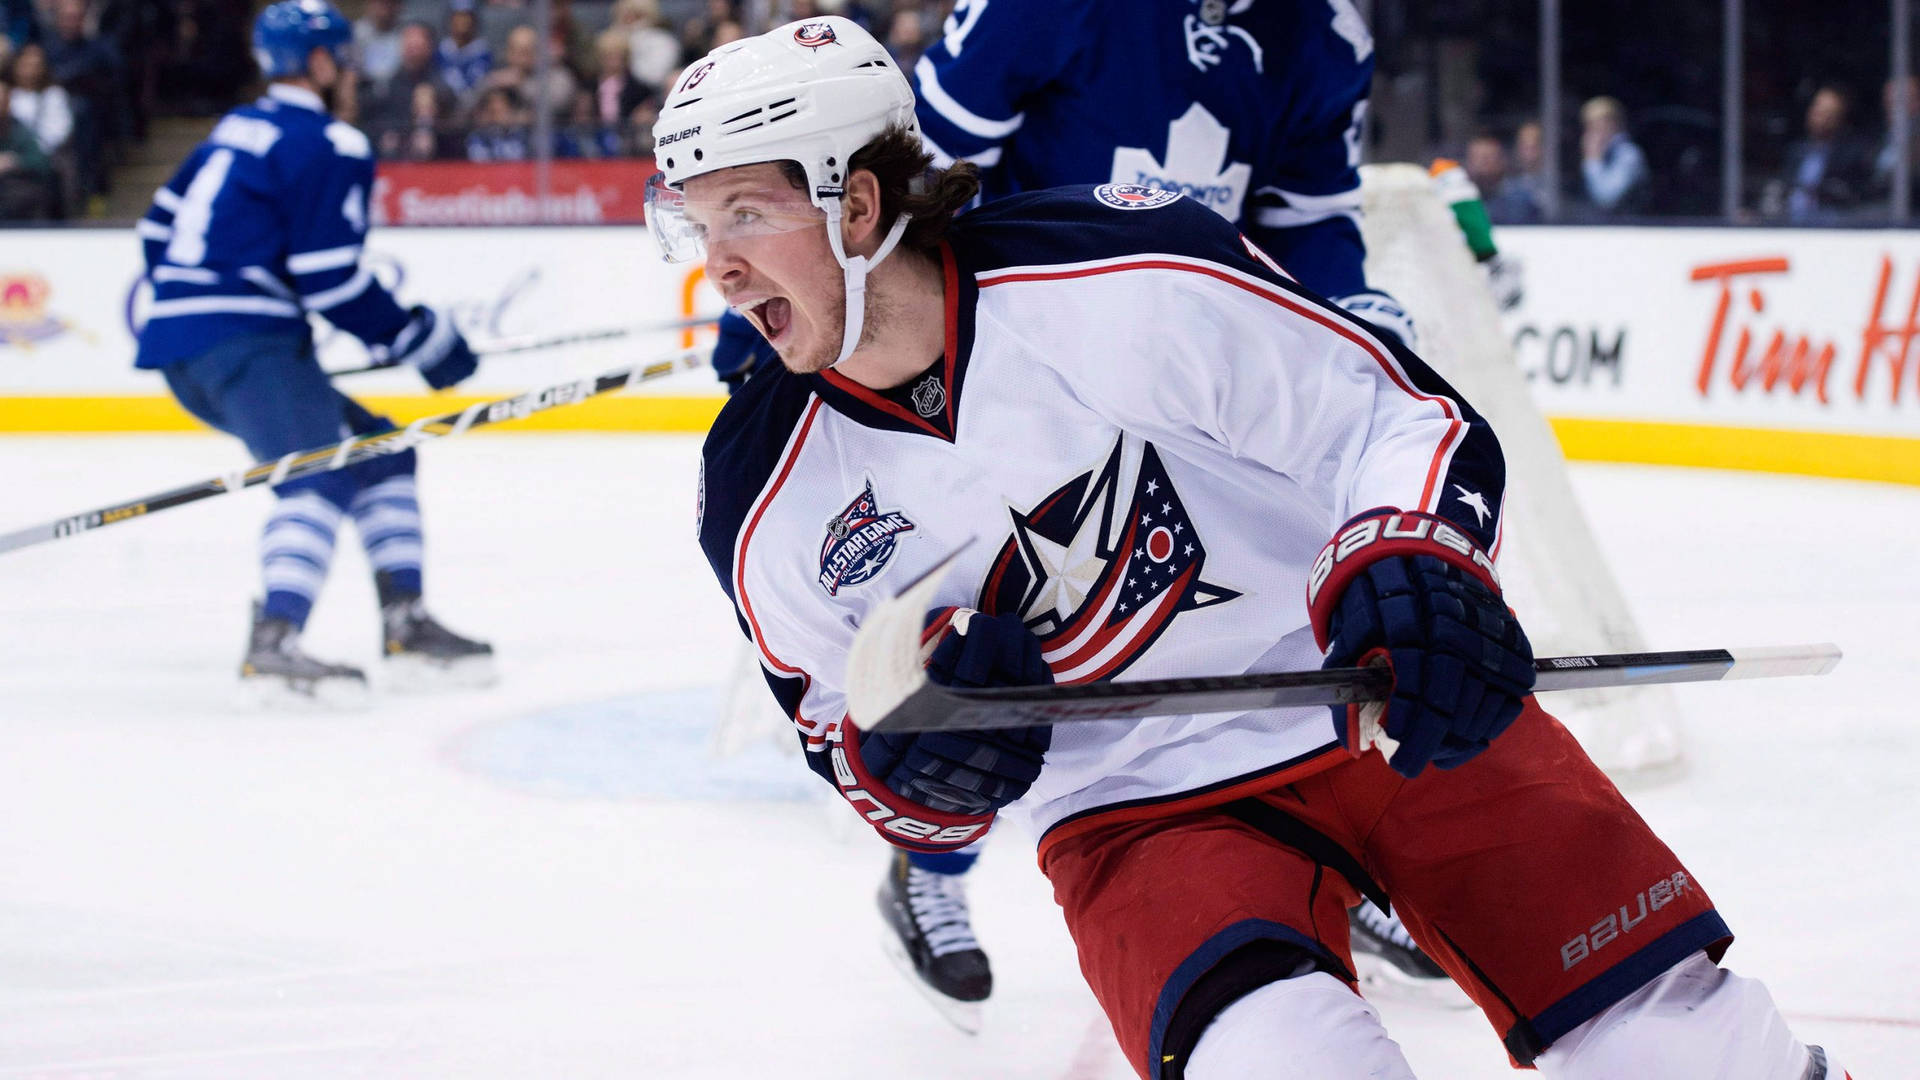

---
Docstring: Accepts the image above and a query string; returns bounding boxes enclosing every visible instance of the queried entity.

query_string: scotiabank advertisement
[1497,227,1920,438]
[370,159,655,226]
[2,220,1917,453]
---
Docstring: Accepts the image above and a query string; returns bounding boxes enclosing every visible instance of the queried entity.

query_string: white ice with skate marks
[0,434,1913,1078]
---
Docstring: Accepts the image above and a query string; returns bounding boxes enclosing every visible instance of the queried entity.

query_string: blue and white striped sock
[351,475,424,599]
[260,490,344,628]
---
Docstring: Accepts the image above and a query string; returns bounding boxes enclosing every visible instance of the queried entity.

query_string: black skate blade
[235,672,371,712]
[383,653,499,693]
[878,926,985,1034]
[1352,953,1474,1010]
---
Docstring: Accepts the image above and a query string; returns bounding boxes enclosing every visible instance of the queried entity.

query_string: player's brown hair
[779,124,980,256]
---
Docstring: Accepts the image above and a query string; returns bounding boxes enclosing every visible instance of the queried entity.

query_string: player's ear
[841,168,885,255]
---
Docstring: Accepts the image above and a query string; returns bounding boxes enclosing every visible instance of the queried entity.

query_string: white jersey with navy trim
[697,187,1506,845]
[134,84,411,369]
[913,0,1377,299]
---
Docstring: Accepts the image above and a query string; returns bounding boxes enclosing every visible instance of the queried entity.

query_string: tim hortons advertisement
[370,159,655,226]
[1498,227,1920,437]
[0,227,723,397]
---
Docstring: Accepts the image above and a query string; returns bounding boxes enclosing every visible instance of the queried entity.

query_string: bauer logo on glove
[1307,509,1534,779]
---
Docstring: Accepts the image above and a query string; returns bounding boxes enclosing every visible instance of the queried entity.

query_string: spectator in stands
[466,85,530,161]
[678,0,737,58]
[589,28,645,136]
[5,43,71,155]
[1872,75,1918,215]
[354,0,404,83]
[0,76,55,220]
[706,18,744,48]
[884,7,926,69]
[555,86,614,157]
[40,0,112,202]
[363,21,452,159]
[613,0,679,95]
[1579,95,1650,214]
[406,81,457,161]
[1776,85,1873,223]
[485,24,577,122]
[1465,129,1541,224]
[437,0,492,105]
[547,0,595,85]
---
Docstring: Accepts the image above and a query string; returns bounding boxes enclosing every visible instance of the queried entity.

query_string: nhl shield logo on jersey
[818,480,916,596]
[977,437,1237,683]
[793,21,839,48]
[910,374,947,418]
[1092,183,1184,211]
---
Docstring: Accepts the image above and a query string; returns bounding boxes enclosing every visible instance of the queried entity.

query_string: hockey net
[715,164,1685,786]
[1357,162,1684,785]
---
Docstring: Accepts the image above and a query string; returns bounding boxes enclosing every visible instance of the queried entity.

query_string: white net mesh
[1357,162,1684,785]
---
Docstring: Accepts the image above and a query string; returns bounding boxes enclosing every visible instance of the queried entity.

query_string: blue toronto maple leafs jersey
[134,84,412,369]
[913,0,1376,298]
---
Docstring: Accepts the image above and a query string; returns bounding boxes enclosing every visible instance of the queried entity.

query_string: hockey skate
[379,584,497,692]
[877,849,992,1034]
[1349,899,1473,1009]
[239,601,369,709]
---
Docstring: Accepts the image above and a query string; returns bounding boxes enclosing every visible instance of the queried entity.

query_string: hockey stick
[0,347,707,556]
[327,316,720,378]
[845,549,1843,741]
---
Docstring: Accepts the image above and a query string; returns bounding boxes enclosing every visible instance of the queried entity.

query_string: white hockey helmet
[651,17,915,204]
[646,17,920,366]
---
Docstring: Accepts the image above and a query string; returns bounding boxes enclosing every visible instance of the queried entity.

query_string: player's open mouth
[739,297,793,344]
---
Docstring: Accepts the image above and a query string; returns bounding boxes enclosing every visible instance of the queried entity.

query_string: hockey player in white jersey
[653,19,1850,1080]
[135,0,494,703]
[712,0,1442,1013]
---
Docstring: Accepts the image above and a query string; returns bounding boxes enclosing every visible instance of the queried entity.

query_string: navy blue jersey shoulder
[944,186,1293,291]
[697,360,819,608]
[944,185,1508,552]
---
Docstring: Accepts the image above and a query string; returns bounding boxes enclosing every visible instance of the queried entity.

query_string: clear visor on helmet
[644,171,827,264]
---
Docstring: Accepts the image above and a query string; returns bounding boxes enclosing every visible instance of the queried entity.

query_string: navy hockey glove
[854,608,1054,817]
[386,305,478,390]
[711,308,778,393]
[1307,510,1535,779]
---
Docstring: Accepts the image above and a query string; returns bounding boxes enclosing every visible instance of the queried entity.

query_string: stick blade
[1723,643,1842,679]
[844,545,970,730]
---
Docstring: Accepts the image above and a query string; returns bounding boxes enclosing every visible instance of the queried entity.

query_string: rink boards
[1,224,1917,482]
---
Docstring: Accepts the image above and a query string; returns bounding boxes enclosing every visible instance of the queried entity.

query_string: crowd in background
[2,0,253,220]
[1,0,1917,223]
[332,0,933,167]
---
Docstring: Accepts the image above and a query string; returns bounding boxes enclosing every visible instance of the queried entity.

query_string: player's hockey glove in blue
[854,607,1054,818]
[711,308,779,393]
[387,305,479,390]
[1307,510,1535,779]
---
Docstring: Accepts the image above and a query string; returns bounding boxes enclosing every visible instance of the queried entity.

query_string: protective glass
[644,171,826,264]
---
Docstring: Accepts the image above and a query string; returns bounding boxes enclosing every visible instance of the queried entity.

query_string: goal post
[1357,162,1685,785]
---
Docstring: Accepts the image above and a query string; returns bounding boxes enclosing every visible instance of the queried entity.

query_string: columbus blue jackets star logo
[1452,483,1491,526]
[978,437,1237,683]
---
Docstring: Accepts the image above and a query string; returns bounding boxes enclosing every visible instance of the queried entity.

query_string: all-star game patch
[1093,183,1184,210]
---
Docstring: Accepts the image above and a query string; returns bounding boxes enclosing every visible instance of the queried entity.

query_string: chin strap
[822,200,914,367]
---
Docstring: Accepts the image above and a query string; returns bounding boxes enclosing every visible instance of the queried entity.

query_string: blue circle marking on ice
[1093,183,1183,210]
[447,686,819,802]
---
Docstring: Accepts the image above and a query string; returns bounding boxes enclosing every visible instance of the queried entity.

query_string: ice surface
[0,434,1912,1078]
